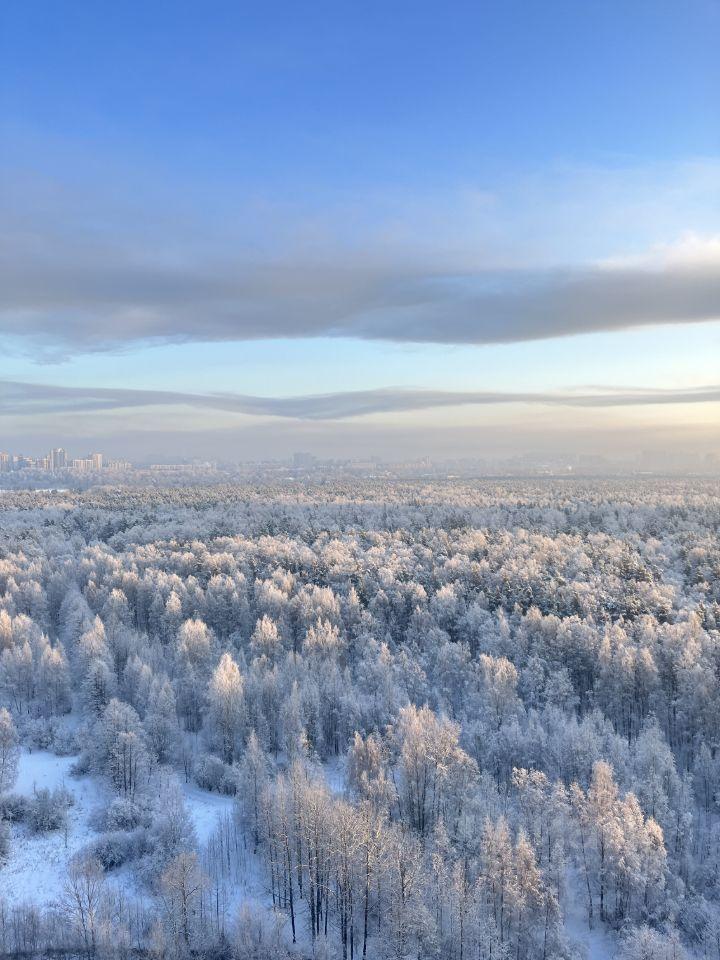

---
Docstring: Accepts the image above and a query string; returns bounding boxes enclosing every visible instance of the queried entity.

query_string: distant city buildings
[0,447,110,473]
[50,447,67,471]
[149,461,217,473]
[0,447,717,481]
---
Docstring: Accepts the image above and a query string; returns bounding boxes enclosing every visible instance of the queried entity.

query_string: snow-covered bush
[0,817,10,863]
[27,785,73,833]
[0,792,29,822]
[23,717,58,751]
[52,724,82,757]
[70,751,93,777]
[86,828,146,870]
[138,777,198,883]
[21,717,80,756]
[92,795,152,832]
[194,753,236,795]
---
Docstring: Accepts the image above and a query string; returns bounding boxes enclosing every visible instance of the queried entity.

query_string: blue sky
[1,0,719,460]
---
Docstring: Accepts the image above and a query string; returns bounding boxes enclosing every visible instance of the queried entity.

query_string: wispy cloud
[3,380,720,422]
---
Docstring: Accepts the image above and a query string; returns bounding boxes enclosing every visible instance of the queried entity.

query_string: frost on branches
[0,477,719,958]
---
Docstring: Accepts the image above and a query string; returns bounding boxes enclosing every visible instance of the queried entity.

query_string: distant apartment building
[69,452,105,472]
[0,447,109,473]
[50,447,67,471]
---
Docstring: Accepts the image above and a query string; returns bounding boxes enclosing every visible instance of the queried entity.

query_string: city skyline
[1,439,717,479]
[0,445,107,472]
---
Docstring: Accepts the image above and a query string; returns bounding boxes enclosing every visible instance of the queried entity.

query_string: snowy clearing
[2,750,106,906]
[181,779,236,844]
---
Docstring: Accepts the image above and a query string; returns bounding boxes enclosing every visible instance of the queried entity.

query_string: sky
[1,0,719,463]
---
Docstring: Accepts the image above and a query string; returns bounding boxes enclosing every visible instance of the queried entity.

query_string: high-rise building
[0,447,109,473]
[50,447,67,471]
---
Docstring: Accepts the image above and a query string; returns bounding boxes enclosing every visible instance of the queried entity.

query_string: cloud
[2,380,720,423]
[2,248,719,356]
[4,141,720,357]
[2,157,720,356]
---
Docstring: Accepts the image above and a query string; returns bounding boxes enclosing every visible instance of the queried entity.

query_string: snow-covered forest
[1,478,720,959]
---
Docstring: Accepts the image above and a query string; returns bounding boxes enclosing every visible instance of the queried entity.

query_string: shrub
[24,718,57,750]
[194,754,236,795]
[95,796,151,832]
[70,752,92,777]
[52,725,81,757]
[88,829,146,870]
[0,818,10,863]
[27,785,73,833]
[0,793,29,823]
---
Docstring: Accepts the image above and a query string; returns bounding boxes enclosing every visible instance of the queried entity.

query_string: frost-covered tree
[159,851,209,953]
[61,856,106,956]
[95,698,150,798]
[145,676,180,764]
[0,708,20,794]
[206,652,244,763]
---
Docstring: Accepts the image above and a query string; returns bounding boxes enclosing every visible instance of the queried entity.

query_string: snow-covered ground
[2,749,107,906]
[182,779,269,923]
[2,749,259,914]
[323,757,346,797]
[181,779,236,844]
[563,877,617,960]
